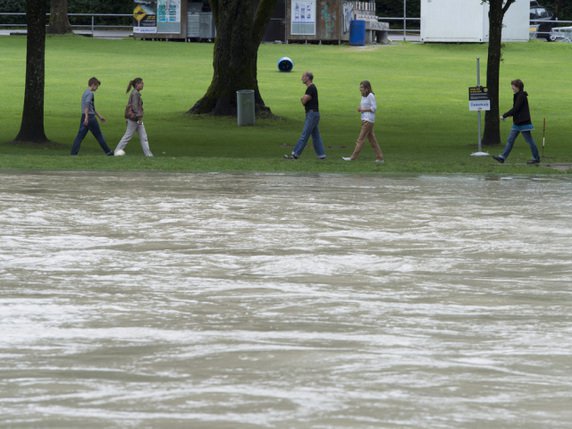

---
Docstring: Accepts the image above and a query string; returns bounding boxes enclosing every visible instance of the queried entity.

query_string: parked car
[530,0,558,40]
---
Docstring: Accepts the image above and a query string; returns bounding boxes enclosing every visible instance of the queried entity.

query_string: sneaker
[527,159,540,165]
[318,156,327,160]
[375,159,384,164]
[492,155,505,164]
[284,154,298,160]
[342,157,352,161]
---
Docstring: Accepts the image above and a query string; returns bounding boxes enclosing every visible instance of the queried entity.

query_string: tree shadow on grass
[6,140,68,151]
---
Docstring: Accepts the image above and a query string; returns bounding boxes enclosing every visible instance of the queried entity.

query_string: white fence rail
[0,12,132,35]
[1,12,571,42]
[378,16,421,41]
[530,18,572,40]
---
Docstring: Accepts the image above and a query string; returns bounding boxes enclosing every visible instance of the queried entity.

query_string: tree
[482,0,515,146]
[189,0,278,116]
[14,0,49,143]
[48,0,73,34]
[550,0,572,19]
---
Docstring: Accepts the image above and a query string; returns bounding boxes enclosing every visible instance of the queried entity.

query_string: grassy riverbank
[1,36,570,174]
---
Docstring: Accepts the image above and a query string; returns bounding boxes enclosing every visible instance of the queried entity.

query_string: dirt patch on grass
[544,163,572,172]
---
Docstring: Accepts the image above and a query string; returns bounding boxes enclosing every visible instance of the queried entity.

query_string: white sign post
[470,58,490,157]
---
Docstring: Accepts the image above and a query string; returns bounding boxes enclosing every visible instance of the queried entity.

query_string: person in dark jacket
[493,79,540,164]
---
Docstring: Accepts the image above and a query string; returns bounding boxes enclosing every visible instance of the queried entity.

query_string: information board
[468,86,490,111]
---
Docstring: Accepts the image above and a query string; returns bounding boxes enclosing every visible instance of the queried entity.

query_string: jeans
[70,114,112,155]
[292,111,326,158]
[115,119,153,157]
[500,128,540,161]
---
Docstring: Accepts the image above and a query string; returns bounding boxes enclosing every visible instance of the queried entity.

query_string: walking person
[493,79,540,165]
[284,71,326,160]
[342,80,384,163]
[114,77,153,157]
[70,77,113,156]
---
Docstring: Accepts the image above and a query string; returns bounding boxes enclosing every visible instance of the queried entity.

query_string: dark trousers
[71,114,112,155]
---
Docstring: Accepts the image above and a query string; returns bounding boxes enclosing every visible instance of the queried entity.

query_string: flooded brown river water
[1,172,571,428]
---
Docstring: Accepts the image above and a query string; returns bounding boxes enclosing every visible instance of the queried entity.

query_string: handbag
[124,103,137,120]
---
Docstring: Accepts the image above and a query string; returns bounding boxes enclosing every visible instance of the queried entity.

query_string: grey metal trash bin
[236,89,255,126]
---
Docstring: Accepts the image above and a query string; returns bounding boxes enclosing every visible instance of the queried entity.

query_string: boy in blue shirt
[70,77,113,156]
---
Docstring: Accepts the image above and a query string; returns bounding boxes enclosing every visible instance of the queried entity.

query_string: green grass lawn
[1,35,571,174]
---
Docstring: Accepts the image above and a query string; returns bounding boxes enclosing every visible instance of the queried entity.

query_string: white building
[420,0,530,43]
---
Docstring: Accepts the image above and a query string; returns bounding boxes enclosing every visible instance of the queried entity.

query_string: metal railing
[377,16,421,41]
[2,12,571,42]
[0,12,132,35]
[379,16,572,42]
[530,18,572,40]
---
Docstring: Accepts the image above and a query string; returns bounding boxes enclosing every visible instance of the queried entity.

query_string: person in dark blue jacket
[493,79,540,165]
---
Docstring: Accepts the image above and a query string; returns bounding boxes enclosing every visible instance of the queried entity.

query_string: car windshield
[530,7,552,19]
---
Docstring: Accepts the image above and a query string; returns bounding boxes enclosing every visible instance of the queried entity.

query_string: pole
[542,117,546,157]
[403,0,407,42]
[471,57,489,157]
[337,0,341,45]
[477,57,482,151]
[284,0,288,44]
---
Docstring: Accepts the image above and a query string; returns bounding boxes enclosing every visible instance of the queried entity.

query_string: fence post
[403,0,407,41]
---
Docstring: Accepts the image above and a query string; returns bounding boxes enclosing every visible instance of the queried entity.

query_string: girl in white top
[342,80,384,163]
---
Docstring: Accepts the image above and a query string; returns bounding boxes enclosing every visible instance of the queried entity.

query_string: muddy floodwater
[1,172,571,428]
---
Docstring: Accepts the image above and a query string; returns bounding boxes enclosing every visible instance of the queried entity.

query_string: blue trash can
[277,56,294,72]
[349,20,366,46]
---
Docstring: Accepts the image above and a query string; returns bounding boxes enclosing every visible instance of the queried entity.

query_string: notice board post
[133,0,188,40]
[469,58,490,157]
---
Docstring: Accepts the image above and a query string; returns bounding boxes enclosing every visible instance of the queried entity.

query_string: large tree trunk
[482,0,515,146]
[189,0,277,116]
[48,0,73,34]
[14,0,49,143]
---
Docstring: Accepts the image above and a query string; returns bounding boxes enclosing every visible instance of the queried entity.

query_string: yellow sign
[133,5,146,22]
